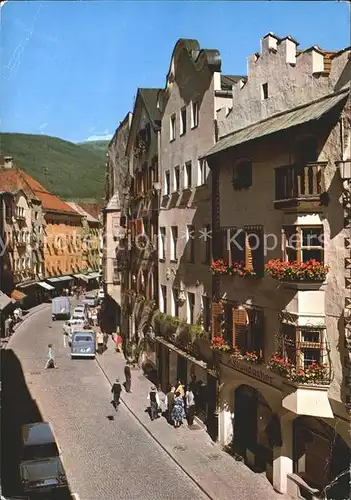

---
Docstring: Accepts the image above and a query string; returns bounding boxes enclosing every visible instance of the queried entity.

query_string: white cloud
[85,130,113,142]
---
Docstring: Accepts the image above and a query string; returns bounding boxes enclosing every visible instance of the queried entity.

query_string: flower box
[265,259,329,282]
[210,259,257,278]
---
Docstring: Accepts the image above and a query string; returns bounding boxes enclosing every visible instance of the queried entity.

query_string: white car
[63,318,85,336]
[73,306,87,319]
[98,289,104,300]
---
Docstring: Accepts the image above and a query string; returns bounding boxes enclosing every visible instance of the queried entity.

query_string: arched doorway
[234,385,280,472]
[293,416,350,499]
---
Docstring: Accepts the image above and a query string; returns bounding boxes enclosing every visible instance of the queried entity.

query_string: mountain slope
[0,133,105,201]
[78,140,110,158]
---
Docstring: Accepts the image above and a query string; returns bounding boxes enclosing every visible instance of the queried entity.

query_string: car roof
[21,422,55,446]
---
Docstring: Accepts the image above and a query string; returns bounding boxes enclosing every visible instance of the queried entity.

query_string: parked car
[51,296,71,321]
[70,311,86,322]
[70,330,96,359]
[73,304,87,316]
[62,318,85,336]
[83,296,99,308]
[19,422,67,494]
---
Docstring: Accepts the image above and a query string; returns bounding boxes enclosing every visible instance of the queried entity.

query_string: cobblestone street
[1,305,286,500]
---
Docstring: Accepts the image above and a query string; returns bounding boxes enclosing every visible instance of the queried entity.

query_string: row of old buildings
[0,155,101,331]
[103,34,351,499]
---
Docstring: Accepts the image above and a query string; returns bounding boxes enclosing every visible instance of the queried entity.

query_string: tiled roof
[66,201,100,222]
[0,167,78,214]
[78,202,103,219]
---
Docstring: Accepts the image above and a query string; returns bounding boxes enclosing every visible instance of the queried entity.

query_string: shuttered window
[232,307,264,357]
[211,301,224,338]
[231,229,245,265]
[232,307,248,350]
[245,226,264,275]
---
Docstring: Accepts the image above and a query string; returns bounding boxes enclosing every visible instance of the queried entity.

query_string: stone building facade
[203,33,350,499]
[102,113,132,333]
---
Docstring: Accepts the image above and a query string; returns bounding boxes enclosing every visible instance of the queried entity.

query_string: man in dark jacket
[124,364,132,393]
[111,378,122,409]
[165,385,175,424]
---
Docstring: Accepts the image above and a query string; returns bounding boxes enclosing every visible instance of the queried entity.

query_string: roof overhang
[203,88,349,161]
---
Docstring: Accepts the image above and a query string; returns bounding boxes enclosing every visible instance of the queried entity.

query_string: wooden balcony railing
[274,162,327,211]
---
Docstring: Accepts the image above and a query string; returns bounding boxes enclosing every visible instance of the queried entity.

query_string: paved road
[2,307,208,500]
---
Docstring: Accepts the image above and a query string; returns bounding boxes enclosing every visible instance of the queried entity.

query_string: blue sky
[1,0,350,143]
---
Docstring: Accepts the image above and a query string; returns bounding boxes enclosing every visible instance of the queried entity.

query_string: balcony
[274,162,327,211]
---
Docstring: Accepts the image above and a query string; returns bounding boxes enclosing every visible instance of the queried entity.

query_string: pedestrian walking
[103,332,109,350]
[147,386,160,421]
[171,391,185,428]
[45,344,57,369]
[114,333,122,353]
[96,331,104,354]
[175,379,185,398]
[165,385,175,424]
[124,363,132,393]
[185,387,196,425]
[111,377,122,409]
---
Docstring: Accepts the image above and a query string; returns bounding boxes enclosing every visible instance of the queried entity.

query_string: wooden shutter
[212,301,224,338]
[245,226,264,275]
[245,232,253,270]
[232,307,248,350]
[136,218,144,235]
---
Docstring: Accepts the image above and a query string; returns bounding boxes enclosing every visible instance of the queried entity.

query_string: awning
[17,280,38,288]
[203,88,349,159]
[59,276,74,282]
[0,291,15,311]
[47,276,73,283]
[46,277,62,283]
[37,282,55,291]
[74,273,89,282]
[11,289,27,301]
[87,272,100,280]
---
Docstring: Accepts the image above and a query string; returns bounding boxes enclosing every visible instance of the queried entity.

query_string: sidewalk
[1,302,51,349]
[96,338,287,500]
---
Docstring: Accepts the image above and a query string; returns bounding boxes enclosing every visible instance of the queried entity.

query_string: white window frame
[174,165,180,192]
[191,100,199,129]
[170,226,178,261]
[180,106,187,136]
[164,170,171,195]
[159,227,166,260]
[198,159,208,186]
[170,114,176,141]
[184,161,192,189]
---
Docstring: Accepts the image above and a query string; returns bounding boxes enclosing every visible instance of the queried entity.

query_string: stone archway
[293,416,350,499]
[233,385,280,473]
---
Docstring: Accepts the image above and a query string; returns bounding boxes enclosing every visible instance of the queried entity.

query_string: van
[70,330,96,359]
[19,422,67,494]
[51,296,71,321]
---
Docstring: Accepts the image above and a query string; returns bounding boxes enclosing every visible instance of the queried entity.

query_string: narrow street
[1,307,209,500]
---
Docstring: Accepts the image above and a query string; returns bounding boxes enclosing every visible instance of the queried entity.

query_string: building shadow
[0,348,75,499]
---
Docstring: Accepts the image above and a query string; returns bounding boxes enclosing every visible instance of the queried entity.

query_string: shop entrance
[233,385,278,471]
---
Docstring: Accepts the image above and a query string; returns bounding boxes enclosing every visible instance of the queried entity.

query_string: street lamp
[337,160,351,181]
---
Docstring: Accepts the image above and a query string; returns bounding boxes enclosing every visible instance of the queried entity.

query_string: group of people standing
[164,380,196,428]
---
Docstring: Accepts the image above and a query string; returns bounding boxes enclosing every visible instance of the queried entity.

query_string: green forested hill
[0,133,106,201]
[78,140,109,157]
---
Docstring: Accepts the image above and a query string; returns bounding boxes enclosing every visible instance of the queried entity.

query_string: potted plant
[267,352,292,377]
[242,351,261,363]
[265,259,329,282]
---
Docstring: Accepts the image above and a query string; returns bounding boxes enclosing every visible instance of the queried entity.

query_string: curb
[96,356,214,500]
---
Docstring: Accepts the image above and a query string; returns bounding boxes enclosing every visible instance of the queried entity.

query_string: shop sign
[224,356,282,390]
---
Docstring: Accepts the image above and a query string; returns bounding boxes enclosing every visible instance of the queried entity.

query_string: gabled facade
[102,113,132,334]
[155,39,237,424]
[121,88,162,368]
[204,33,351,498]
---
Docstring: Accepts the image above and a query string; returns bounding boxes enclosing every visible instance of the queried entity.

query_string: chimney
[280,36,299,65]
[4,156,14,169]
[305,46,324,73]
[261,32,279,54]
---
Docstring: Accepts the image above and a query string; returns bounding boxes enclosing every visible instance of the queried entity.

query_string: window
[232,160,252,189]
[160,285,167,313]
[262,82,269,100]
[164,170,170,195]
[184,161,192,188]
[220,226,264,276]
[202,295,211,332]
[159,227,166,260]
[198,159,209,186]
[232,307,264,358]
[283,226,323,263]
[191,100,199,128]
[174,166,180,192]
[204,224,211,265]
[281,324,328,373]
[187,292,195,324]
[170,114,176,141]
[172,288,179,317]
[170,226,178,261]
[180,107,187,136]
[187,225,195,263]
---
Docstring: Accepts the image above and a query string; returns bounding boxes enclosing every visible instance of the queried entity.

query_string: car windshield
[74,335,93,342]
[22,443,59,461]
